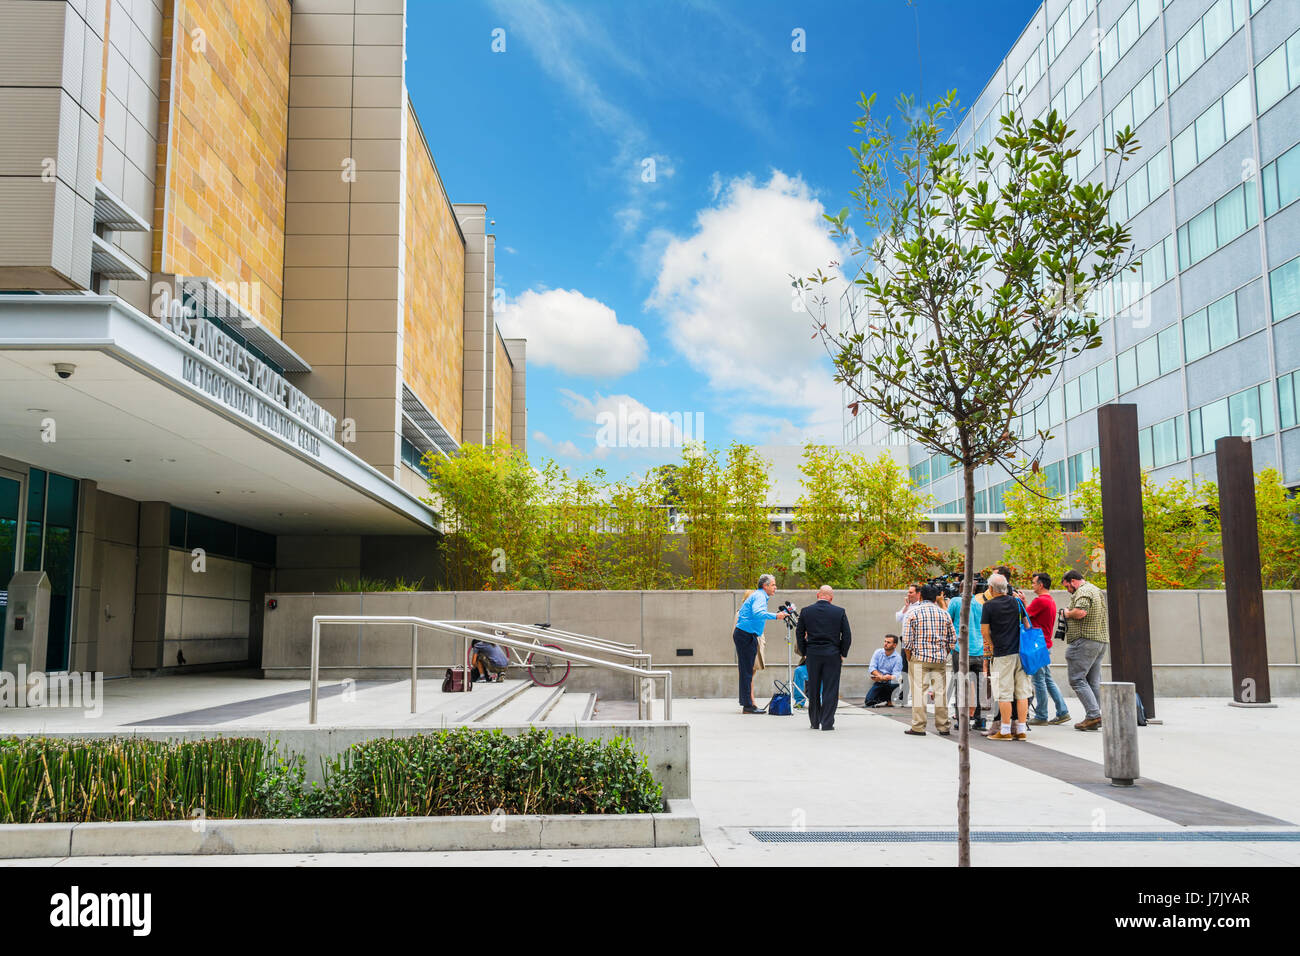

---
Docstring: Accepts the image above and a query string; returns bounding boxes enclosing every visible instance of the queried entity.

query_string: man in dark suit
[796,584,852,731]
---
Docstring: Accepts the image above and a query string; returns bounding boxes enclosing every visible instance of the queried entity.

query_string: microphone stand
[783,602,799,705]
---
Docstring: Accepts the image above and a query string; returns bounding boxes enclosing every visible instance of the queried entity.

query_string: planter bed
[0,799,700,857]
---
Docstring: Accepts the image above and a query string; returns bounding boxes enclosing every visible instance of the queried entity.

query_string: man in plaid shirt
[1063,569,1109,731]
[901,582,957,736]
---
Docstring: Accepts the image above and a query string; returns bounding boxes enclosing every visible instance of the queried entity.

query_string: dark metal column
[1098,404,1156,718]
[1214,436,1272,704]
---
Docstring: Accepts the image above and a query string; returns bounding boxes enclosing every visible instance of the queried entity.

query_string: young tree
[1076,472,1222,589]
[1001,465,1066,587]
[1254,468,1300,589]
[424,439,540,590]
[850,450,934,588]
[794,444,859,587]
[676,442,730,589]
[723,444,780,588]
[796,92,1139,866]
[536,463,607,590]
[607,472,676,590]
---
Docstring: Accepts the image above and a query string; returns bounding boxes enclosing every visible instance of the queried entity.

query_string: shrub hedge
[0,728,662,823]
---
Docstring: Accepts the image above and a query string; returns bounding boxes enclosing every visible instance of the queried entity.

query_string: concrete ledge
[1,823,74,858]
[6,801,702,858]
[653,799,703,847]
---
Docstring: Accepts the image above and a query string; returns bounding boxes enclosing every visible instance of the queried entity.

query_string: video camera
[925,572,988,600]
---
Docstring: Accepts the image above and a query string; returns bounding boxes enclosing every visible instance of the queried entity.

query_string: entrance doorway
[0,468,25,662]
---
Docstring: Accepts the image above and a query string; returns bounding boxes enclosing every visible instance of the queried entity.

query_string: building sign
[159,309,337,458]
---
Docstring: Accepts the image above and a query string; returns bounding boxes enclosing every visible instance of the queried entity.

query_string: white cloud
[532,430,584,459]
[498,288,648,377]
[646,170,847,424]
[559,389,706,458]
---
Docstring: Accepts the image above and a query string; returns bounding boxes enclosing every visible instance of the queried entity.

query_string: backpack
[442,666,472,693]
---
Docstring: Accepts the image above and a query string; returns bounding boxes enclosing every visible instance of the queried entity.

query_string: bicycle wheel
[527,643,571,687]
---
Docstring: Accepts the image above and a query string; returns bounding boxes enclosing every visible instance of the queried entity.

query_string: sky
[406,0,1043,478]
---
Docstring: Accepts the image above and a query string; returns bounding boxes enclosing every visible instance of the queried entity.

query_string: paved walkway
[1,676,1296,866]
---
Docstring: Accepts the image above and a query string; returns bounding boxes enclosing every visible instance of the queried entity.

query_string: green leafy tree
[850,450,934,588]
[1255,468,1300,589]
[1001,465,1066,587]
[606,472,676,590]
[796,92,1139,866]
[424,439,540,590]
[723,444,780,588]
[1076,473,1222,589]
[675,442,731,588]
[794,444,859,587]
[536,463,607,590]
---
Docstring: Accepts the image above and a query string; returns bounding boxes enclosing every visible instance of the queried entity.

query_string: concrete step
[544,691,596,725]
[473,682,562,723]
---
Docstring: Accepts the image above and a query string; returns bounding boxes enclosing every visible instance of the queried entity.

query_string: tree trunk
[958,457,976,867]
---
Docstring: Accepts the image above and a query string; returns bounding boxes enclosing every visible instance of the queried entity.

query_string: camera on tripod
[925,572,988,600]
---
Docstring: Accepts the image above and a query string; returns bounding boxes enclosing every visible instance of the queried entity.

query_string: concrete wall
[261,588,1300,698]
[162,547,251,668]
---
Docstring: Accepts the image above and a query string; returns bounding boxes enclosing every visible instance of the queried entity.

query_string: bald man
[795,585,852,731]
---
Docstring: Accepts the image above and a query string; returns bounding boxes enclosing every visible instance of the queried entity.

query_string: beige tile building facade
[0,0,526,677]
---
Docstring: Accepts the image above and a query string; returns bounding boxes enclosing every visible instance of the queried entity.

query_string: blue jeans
[1031,663,1069,719]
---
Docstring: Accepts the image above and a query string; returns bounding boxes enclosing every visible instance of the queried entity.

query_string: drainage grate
[749,829,1300,844]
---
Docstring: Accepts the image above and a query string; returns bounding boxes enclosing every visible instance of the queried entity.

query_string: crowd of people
[730,566,1110,737]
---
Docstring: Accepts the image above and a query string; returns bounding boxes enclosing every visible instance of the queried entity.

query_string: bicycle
[488,625,571,687]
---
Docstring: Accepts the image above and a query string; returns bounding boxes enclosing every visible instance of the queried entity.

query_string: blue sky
[406,0,1042,478]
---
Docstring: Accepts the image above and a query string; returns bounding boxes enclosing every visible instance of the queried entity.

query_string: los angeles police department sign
[158,305,337,458]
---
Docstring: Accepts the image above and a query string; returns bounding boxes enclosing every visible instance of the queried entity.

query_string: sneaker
[904,729,926,736]
[742,705,764,714]
[1074,716,1101,731]
[1028,717,1048,726]
[988,731,1016,740]
[1013,732,1028,741]
[1049,713,1072,725]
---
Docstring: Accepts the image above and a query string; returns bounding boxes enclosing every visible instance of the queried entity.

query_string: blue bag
[769,680,793,716]
[1018,619,1050,676]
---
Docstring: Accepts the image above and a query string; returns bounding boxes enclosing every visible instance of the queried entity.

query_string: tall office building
[844,0,1300,529]
[0,1,526,674]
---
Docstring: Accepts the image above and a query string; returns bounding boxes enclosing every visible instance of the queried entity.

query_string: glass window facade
[1172,76,1252,180]
[1262,141,1300,217]
[1176,179,1258,269]
[1255,27,1300,114]
[1189,382,1275,455]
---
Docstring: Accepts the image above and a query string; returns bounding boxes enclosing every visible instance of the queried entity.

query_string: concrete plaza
[0,675,1296,866]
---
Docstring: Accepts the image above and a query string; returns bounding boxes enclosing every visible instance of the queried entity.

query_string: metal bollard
[1100,681,1140,787]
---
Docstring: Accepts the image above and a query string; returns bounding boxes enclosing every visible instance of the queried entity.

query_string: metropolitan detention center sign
[158,297,337,458]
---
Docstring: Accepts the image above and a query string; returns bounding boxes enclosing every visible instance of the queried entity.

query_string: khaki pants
[910,660,950,733]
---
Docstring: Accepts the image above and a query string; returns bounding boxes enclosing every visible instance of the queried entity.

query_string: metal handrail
[474,621,652,704]
[308,616,672,724]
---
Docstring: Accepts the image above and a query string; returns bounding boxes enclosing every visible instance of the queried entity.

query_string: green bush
[0,736,270,823]
[0,730,662,823]
[333,576,425,592]
[300,728,663,817]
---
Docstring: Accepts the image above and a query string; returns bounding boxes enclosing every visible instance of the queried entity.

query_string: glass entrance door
[0,470,25,662]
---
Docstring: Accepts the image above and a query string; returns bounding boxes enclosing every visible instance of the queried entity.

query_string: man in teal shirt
[734,574,787,713]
